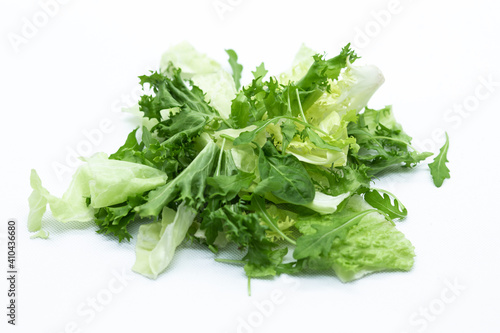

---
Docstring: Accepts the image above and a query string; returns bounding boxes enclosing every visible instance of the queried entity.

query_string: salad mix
[28,42,450,285]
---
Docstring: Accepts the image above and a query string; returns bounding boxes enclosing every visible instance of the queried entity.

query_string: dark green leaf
[258,141,315,205]
[364,189,407,219]
[429,132,450,187]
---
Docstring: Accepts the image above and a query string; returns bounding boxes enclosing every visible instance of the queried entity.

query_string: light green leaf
[133,202,197,279]
[295,195,415,282]
[225,49,243,90]
[27,155,168,232]
[294,209,376,260]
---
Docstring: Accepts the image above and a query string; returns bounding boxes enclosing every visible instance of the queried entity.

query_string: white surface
[1,0,500,332]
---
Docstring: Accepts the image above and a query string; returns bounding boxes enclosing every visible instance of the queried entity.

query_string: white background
[1,0,500,332]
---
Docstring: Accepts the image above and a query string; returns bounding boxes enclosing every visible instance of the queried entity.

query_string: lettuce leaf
[294,195,415,282]
[28,154,168,233]
[133,202,197,279]
[160,42,236,119]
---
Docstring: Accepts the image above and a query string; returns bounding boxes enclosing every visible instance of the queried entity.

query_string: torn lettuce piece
[279,44,316,84]
[160,41,222,77]
[28,169,50,232]
[27,154,168,233]
[295,195,415,282]
[191,70,236,119]
[133,202,197,279]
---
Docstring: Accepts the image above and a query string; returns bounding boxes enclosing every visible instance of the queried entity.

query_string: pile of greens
[28,42,450,284]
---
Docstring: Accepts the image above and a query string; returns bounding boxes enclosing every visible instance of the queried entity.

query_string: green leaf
[30,230,49,239]
[252,62,268,80]
[292,44,358,111]
[109,128,142,162]
[296,44,358,92]
[226,49,243,91]
[263,77,288,119]
[94,195,145,242]
[429,132,450,187]
[136,141,219,217]
[207,172,255,201]
[251,195,296,245]
[230,92,251,128]
[302,128,343,152]
[139,69,222,122]
[258,141,315,205]
[348,106,433,175]
[304,164,371,197]
[280,119,297,153]
[244,248,288,278]
[28,155,168,233]
[133,203,197,279]
[233,118,278,146]
[364,189,407,219]
[293,209,376,260]
[294,195,415,281]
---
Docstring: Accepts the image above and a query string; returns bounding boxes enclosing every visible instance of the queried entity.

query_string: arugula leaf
[348,106,433,175]
[294,209,377,260]
[304,164,371,196]
[363,189,407,220]
[233,118,278,146]
[226,49,243,90]
[251,195,296,245]
[258,141,315,205]
[294,195,415,281]
[429,132,450,187]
